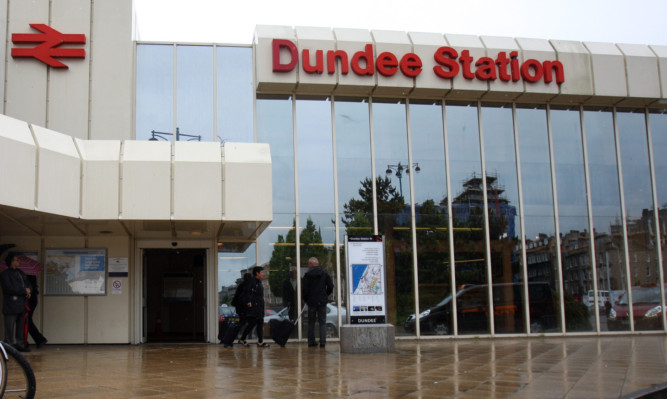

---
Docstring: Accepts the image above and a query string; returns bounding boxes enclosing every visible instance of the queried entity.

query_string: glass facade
[136,43,667,338]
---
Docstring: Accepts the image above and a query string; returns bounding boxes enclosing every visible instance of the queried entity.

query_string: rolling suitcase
[271,306,305,347]
[219,318,241,347]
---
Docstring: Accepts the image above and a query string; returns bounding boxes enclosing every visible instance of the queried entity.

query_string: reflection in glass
[516,106,561,333]
[176,46,214,141]
[257,99,295,214]
[482,104,524,334]
[584,109,629,332]
[408,102,451,336]
[217,47,253,143]
[551,108,594,332]
[617,111,660,331]
[136,44,174,141]
[217,242,256,324]
[372,101,414,335]
[446,103,490,335]
[649,112,667,330]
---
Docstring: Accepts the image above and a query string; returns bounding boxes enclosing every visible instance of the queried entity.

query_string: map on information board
[44,249,106,295]
[352,264,383,295]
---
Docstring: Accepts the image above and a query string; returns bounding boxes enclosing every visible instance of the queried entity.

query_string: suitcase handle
[293,305,307,325]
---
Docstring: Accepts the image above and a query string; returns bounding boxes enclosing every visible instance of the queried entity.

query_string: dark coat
[241,277,265,318]
[302,266,334,307]
[1,268,31,315]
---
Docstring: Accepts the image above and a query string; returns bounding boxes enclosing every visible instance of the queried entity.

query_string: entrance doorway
[144,249,207,342]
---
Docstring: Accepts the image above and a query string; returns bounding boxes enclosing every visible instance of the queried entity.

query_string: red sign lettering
[272,39,565,85]
[11,24,85,68]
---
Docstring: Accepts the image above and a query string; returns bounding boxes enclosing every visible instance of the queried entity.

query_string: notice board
[44,249,107,295]
[345,235,387,324]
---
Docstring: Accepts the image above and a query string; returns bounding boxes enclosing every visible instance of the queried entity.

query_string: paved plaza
[22,335,667,398]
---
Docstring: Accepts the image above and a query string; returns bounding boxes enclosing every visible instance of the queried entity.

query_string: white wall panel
[651,45,667,99]
[223,143,272,222]
[549,40,593,100]
[121,141,171,220]
[78,140,121,219]
[480,36,524,100]
[0,0,7,113]
[32,125,80,218]
[408,32,450,98]
[43,297,85,344]
[371,30,414,96]
[0,115,36,210]
[617,43,661,103]
[173,142,222,220]
[87,236,130,344]
[515,38,560,102]
[48,0,90,139]
[295,26,336,94]
[255,25,298,93]
[5,0,49,125]
[444,34,488,99]
[89,0,133,140]
[583,41,627,103]
[333,28,376,96]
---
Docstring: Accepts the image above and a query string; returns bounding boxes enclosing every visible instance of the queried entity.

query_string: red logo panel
[11,24,86,68]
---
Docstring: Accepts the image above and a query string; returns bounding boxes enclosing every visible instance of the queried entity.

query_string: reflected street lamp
[386,162,420,197]
[149,127,201,142]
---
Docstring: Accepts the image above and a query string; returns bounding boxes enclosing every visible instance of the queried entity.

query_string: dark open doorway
[144,249,206,342]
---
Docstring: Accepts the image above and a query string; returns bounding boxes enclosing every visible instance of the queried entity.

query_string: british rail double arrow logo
[11,24,86,68]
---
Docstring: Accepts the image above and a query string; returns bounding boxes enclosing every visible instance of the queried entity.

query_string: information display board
[44,249,107,295]
[345,235,387,324]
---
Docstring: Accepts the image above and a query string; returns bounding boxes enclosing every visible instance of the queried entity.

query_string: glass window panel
[482,104,525,334]
[617,111,660,331]
[176,46,214,142]
[136,44,173,141]
[446,103,490,335]
[584,109,629,332]
[217,46,253,143]
[373,101,414,336]
[335,99,372,331]
[408,101,451,336]
[516,106,560,333]
[551,108,594,332]
[217,243,256,336]
[257,98,295,214]
[649,111,667,331]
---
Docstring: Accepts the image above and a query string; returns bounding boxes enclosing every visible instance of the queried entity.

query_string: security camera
[171,242,178,247]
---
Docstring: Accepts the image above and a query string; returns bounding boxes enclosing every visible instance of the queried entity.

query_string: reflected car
[303,303,347,338]
[405,282,558,335]
[607,286,666,331]
[264,307,290,323]
[585,290,610,309]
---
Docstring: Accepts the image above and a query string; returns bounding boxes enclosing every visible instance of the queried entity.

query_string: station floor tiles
[21,335,667,398]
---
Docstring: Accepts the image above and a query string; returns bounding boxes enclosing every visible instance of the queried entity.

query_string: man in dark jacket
[238,267,269,347]
[1,253,32,352]
[302,257,334,348]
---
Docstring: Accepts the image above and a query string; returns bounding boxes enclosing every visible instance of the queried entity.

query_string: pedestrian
[302,257,333,348]
[25,274,47,348]
[237,266,269,347]
[282,266,297,320]
[0,253,32,352]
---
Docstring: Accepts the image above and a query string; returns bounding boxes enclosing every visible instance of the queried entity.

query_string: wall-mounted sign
[11,24,86,68]
[44,249,106,295]
[345,235,387,324]
[272,39,564,85]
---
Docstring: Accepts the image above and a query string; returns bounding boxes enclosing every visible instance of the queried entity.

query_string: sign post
[341,235,395,353]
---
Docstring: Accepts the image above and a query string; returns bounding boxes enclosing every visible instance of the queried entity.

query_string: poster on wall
[44,249,107,295]
[345,235,387,324]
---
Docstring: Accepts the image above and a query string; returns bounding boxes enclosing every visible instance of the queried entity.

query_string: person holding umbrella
[1,253,32,352]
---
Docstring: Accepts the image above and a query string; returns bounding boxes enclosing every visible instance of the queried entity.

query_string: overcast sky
[134,0,667,46]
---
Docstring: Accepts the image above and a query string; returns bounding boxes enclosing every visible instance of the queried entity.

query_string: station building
[1,1,666,344]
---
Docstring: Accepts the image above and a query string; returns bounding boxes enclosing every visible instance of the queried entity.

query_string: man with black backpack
[302,257,333,348]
